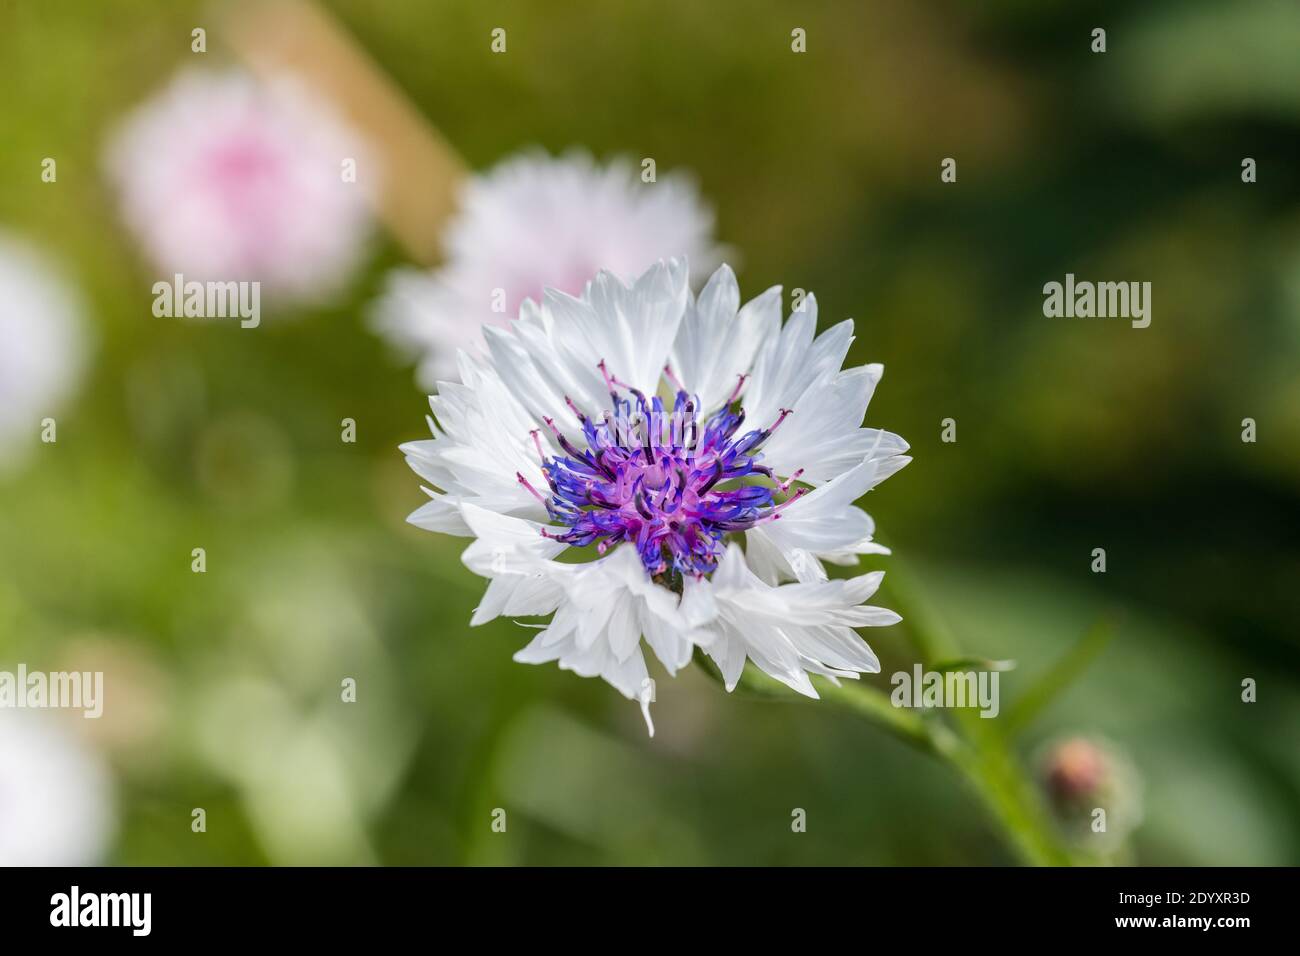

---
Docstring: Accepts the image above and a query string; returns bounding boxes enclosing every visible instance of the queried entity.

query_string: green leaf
[1004,615,1120,735]
[930,657,1017,673]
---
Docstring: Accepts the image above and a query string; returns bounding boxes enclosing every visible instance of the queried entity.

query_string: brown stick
[221,0,465,264]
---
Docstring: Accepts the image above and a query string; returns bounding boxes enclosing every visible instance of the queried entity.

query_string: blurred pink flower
[105,68,375,303]
[373,151,724,388]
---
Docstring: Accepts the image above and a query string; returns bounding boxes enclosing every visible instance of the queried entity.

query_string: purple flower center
[517,362,804,578]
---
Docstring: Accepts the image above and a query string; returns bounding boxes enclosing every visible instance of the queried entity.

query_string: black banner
[1,866,1282,942]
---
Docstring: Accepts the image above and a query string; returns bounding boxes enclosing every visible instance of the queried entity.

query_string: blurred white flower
[105,68,375,303]
[0,711,114,865]
[0,233,88,470]
[374,151,723,387]
[403,259,909,731]
[189,548,415,864]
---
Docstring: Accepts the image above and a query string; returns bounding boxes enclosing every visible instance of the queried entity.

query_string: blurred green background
[1,0,1298,865]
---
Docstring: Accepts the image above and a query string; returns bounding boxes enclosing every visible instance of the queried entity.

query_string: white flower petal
[459,504,568,625]
[669,265,778,412]
[510,546,694,720]
[742,294,855,434]
[696,545,893,696]
[401,357,552,531]
[745,455,911,583]
[759,363,910,482]
[407,491,470,535]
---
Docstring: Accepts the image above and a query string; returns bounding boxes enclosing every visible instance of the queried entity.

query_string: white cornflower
[105,68,374,302]
[0,712,115,865]
[0,232,88,470]
[374,151,723,388]
[403,260,909,732]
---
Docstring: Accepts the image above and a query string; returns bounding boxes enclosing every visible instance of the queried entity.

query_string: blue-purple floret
[535,379,795,578]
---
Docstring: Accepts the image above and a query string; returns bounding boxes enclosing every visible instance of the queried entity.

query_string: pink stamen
[530,429,545,463]
[597,359,638,395]
[725,374,748,406]
[564,395,585,421]
[516,471,547,504]
[767,486,807,516]
[768,407,793,435]
[778,468,805,493]
[663,364,685,392]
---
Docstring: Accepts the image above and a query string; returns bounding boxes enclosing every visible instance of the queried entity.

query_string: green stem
[943,725,1075,866]
[881,559,1078,865]
[727,661,1073,865]
[823,679,1073,866]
